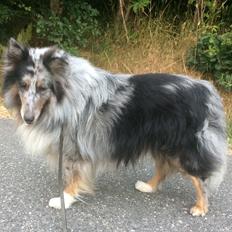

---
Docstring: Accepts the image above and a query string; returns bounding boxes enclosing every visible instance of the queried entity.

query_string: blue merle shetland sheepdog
[2,38,227,216]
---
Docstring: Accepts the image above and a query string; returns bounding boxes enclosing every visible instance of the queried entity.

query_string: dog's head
[2,38,67,125]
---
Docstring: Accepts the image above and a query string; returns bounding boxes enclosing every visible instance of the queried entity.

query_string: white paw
[190,205,208,217]
[49,192,77,209]
[135,180,154,193]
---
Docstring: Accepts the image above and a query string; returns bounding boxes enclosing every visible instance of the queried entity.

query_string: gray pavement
[0,119,232,232]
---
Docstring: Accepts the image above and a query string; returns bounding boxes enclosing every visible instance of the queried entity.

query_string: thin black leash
[58,125,68,232]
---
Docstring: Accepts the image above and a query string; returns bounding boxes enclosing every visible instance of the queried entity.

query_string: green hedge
[36,1,100,53]
[186,32,232,91]
[0,1,100,54]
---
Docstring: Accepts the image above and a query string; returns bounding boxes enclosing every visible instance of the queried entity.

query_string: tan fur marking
[190,176,208,216]
[63,159,95,199]
[64,170,94,197]
[36,79,46,89]
[147,159,172,190]
[9,84,19,98]
[64,176,80,196]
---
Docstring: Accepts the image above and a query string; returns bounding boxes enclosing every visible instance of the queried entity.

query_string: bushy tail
[198,124,228,193]
[204,159,227,193]
[180,120,227,192]
[200,80,228,192]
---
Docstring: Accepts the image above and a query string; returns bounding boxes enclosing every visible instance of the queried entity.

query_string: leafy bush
[129,0,151,14]
[186,31,232,91]
[36,1,100,53]
[216,73,232,91]
[17,23,32,44]
[0,3,13,24]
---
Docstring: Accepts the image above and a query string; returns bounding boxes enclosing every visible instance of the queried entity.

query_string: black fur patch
[3,41,34,95]
[42,48,67,102]
[6,38,30,66]
[43,47,67,102]
[111,73,219,178]
[43,48,67,76]
[51,80,65,103]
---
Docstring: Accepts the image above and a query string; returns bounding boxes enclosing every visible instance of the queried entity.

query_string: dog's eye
[37,85,47,92]
[19,81,28,90]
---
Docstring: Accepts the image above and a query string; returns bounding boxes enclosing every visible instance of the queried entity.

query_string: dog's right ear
[5,38,29,65]
[43,47,68,77]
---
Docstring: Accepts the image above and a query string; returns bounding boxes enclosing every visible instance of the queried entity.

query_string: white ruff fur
[17,124,60,156]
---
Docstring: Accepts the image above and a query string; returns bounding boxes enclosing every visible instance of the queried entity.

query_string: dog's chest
[17,125,58,156]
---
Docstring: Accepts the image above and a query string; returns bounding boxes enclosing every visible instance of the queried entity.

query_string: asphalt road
[0,119,232,232]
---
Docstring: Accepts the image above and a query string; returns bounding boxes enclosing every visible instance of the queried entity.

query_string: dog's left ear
[6,38,29,65]
[43,47,68,76]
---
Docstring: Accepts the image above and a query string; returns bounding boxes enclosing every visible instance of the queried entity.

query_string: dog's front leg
[49,160,95,209]
[48,173,79,209]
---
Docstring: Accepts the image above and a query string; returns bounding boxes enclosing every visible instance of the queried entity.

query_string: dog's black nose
[24,115,34,124]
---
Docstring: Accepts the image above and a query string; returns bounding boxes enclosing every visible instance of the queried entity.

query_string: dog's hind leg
[49,161,95,209]
[135,159,171,193]
[189,176,208,216]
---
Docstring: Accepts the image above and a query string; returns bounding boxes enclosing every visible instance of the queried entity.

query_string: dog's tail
[180,121,228,193]
[204,160,227,193]
[202,82,228,192]
[180,81,228,193]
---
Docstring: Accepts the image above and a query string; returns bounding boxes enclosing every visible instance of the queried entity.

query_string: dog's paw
[135,180,154,193]
[190,205,208,217]
[49,192,76,209]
